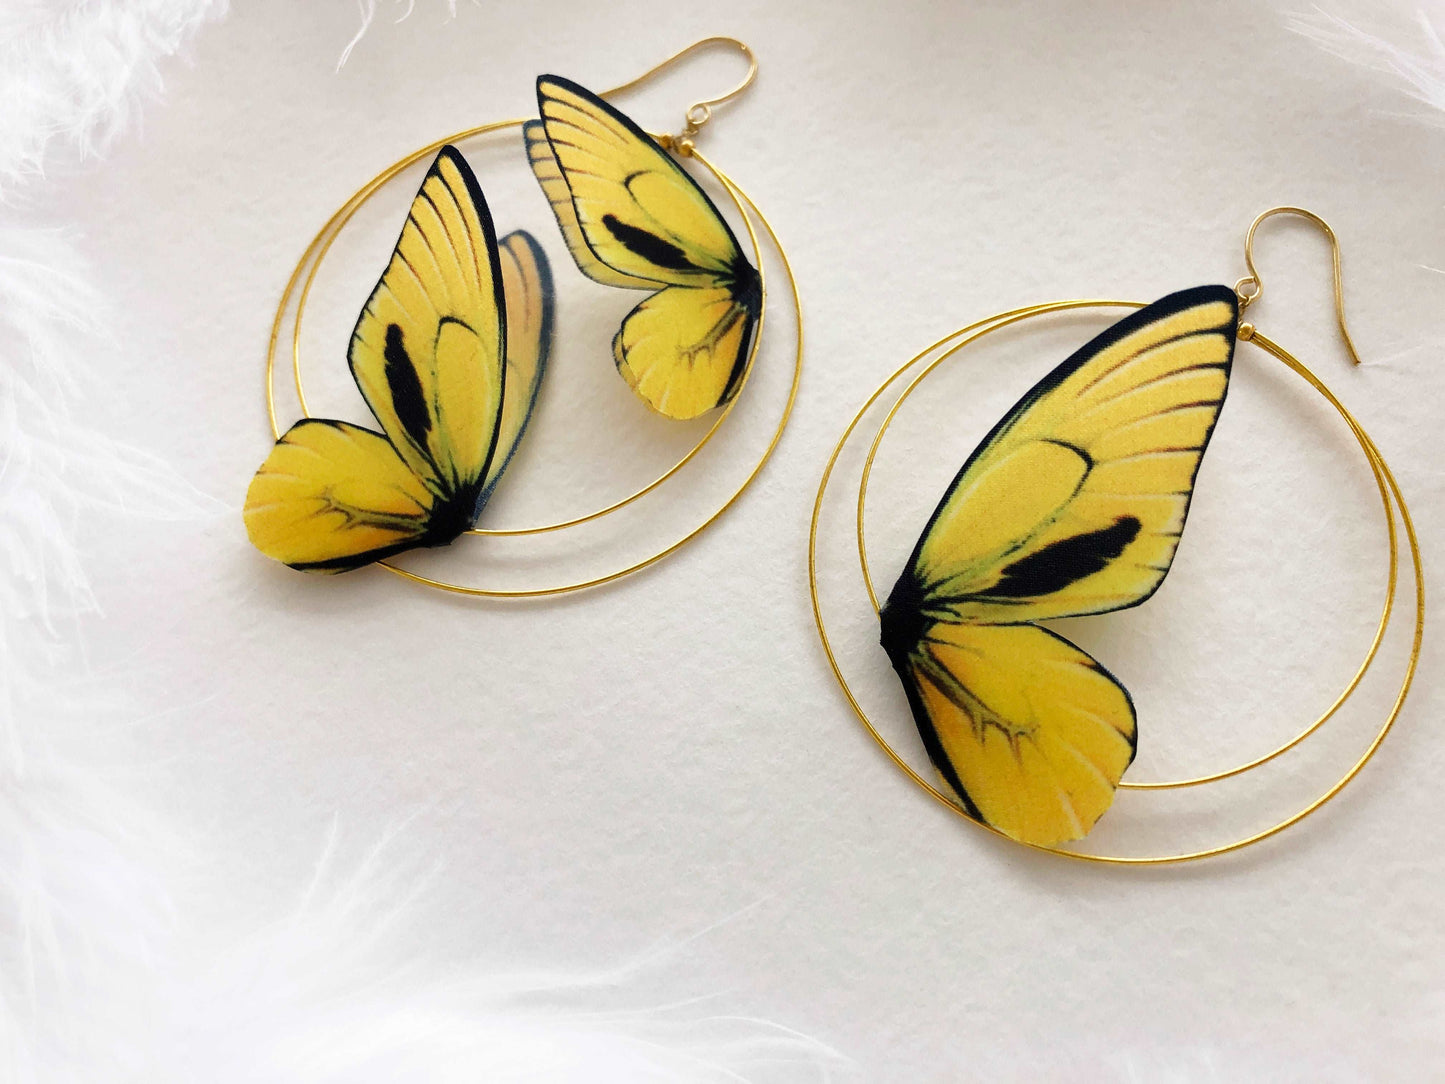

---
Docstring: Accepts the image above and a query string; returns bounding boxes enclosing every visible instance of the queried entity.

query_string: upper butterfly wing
[480,230,555,503]
[893,622,1137,846]
[533,75,744,286]
[893,286,1239,625]
[523,120,657,290]
[349,146,507,503]
[243,419,434,572]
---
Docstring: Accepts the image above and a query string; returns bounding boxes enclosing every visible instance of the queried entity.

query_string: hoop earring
[246,37,802,597]
[809,207,1422,865]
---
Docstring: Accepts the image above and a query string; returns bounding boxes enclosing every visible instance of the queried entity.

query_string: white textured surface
[38,0,1445,1077]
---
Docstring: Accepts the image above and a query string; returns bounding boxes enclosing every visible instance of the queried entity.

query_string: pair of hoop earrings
[243,40,1422,865]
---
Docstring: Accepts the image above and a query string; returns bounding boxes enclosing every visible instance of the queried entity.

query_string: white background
[42,0,1445,1077]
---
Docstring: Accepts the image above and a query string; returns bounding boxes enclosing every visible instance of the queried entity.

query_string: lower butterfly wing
[480,230,555,503]
[613,284,758,420]
[896,286,1239,624]
[243,420,435,572]
[891,621,1137,846]
[348,146,507,504]
[533,76,746,287]
[523,120,658,290]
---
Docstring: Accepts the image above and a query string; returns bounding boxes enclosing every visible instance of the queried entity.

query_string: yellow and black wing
[528,76,761,420]
[481,230,555,503]
[243,147,512,573]
[522,119,657,290]
[879,286,1239,844]
[532,76,742,285]
[899,623,1138,847]
[348,145,507,500]
[900,286,1239,625]
[243,420,436,572]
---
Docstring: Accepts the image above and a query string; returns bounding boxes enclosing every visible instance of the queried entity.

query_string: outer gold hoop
[808,302,1423,865]
[854,302,1396,791]
[263,127,802,597]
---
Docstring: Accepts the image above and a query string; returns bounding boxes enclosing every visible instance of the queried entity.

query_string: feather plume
[144,826,846,1082]
[338,0,477,70]
[0,0,228,189]
[1290,3,1445,120]
[1,2,226,1076]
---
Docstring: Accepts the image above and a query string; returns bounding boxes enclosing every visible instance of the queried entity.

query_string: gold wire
[852,301,1397,791]
[809,306,1422,865]
[600,35,756,143]
[271,156,794,597]
[1235,206,1364,366]
[260,42,801,596]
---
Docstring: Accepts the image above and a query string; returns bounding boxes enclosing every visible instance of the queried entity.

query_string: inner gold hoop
[264,121,802,598]
[809,300,1423,865]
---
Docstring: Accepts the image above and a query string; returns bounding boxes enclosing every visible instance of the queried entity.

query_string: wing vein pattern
[879,287,1239,844]
[244,147,554,573]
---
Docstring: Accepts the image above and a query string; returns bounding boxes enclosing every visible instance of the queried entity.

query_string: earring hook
[602,36,757,156]
[1234,206,1365,366]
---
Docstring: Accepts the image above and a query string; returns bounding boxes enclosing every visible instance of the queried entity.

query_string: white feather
[1,4,226,1078]
[142,826,846,1083]
[1290,3,1445,120]
[338,0,476,70]
[0,0,228,188]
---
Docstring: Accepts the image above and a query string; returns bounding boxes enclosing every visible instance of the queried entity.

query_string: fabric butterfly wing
[900,623,1138,847]
[880,286,1240,844]
[348,145,508,504]
[244,420,438,572]
[482,229,555,503]
[522,119,657,290]
[528,76,762,420]
[612,282,758,419]
[902,287,1240,624]
[244,147,513,572]
[533,75,740,284]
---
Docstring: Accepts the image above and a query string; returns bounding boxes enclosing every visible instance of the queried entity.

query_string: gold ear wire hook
[1234,206,1365,366]
[602,36,757,156]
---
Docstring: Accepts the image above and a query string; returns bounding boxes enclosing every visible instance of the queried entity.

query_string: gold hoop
[808,301,1422,865]
[262,43,802,597]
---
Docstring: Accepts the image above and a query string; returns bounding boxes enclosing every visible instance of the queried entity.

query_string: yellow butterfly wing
[243,420,435,572]
[532,76,741,284]
[879,286,1239,844]
[348,145,507,498]
[903,286,1239,624]
[899,624,1137,847]
[612,284,753,420]
[522,120,656,290]
[481,230,555,503]
[244,147,517,574]
[528,76,762,420]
